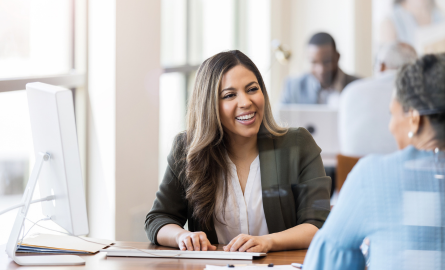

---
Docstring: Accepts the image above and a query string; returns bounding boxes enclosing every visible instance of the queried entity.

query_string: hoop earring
[408,131,414,138]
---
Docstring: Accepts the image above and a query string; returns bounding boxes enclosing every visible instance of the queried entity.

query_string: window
[0,0,73,78]
[159,0,271,183]
[0,0,86,244]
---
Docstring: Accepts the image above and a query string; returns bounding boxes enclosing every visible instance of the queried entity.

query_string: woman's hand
[223,234,272,253]
[176,231,217,251]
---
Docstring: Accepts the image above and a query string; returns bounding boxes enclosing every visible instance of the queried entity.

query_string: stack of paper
[17,234,113,254]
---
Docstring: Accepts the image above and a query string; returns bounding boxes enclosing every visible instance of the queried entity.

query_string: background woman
[304,54,445,269]
[145,50,331,252]
[380,0,444,46]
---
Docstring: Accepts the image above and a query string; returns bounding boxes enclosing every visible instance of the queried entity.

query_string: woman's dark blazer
[145,126,331,245]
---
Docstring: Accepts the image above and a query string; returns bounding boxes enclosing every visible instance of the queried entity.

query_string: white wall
[88,0,161,241]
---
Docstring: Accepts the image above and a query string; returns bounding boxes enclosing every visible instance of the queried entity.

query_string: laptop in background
[278,104,339,155]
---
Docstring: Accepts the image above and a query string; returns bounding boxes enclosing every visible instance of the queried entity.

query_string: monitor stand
[5,152,86,266]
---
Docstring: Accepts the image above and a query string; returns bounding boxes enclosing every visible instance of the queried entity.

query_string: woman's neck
[412,123,445,151]
[413,138,445,151]
[226,133,258,164]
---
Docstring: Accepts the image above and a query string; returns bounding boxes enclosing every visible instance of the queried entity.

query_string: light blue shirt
[304,146,445,270]
[281,73,321,104]
[281,71,359,105]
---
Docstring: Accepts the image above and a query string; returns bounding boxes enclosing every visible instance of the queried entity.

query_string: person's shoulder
[341,74,392,104]
[273,127,320,152]
[287,126,312,138]
[286,73,314,85]
[432,7,445,21]
[343,76,374,89]
[282,73,316,103]
[341,77,378,98]
[172,131,187,151]
[276,127,309,141]
[346,148,416,195]
[167,131,187,170]
[392,2,405,15]
[340,73,396,113]
[352,148,408,175]
[344,72,361,86]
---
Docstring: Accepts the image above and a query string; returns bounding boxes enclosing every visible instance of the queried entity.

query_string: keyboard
[100,249,267,260]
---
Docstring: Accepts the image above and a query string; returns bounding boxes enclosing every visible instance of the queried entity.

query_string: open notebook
[17,234,113,254]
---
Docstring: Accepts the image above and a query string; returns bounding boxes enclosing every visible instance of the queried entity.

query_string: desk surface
[1,242,307,270]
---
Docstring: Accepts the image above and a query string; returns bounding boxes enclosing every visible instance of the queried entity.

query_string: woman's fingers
[200,235,218,251]
[238,239,256,252]
[177,231,216,251]
[182,232,259,252]
[198,233,208,251]
[190,234,201,251]
[223,237,237,251]
[229,235,249,252]
[246,246,261,253]
[184,236,194,251]
[199,233,217,251]
[178,240,186,251]
[224,235,269,252]
[224,234,247,251]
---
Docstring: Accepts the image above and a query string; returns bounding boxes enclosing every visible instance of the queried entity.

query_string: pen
[291,263,303,269]
[227,264,274,268]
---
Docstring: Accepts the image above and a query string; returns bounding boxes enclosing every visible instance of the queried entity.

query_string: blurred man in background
[338,42,418,156]
[281,32,359,106]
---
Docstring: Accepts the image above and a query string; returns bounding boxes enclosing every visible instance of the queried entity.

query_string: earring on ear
[408,131,414,138]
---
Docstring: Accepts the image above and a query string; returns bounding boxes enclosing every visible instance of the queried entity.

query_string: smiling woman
[219,65,265,138]
[145,50,331,253]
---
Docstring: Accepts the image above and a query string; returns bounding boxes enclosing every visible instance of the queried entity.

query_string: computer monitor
[5,82,89,266]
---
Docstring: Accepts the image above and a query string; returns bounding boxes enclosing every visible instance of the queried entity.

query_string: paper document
[17,233,113,254]
[206,265,296,270]
[17,246,90,254]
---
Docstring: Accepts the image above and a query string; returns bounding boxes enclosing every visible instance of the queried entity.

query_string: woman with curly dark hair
[304,53,445,269]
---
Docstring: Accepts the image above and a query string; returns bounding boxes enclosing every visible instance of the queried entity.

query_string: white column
[115,0,161,241]
[88,0,161,241]
[270,0,292,107]
[354,0,373,78]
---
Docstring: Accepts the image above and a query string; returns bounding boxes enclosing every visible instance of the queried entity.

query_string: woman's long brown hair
[181,50,287,230]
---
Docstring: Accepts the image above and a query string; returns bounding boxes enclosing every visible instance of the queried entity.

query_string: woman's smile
[235,111,256,125]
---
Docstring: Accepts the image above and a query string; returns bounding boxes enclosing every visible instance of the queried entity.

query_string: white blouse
[213,155,269,245]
